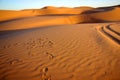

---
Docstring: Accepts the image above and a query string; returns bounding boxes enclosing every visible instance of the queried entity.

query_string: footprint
[28,51,37,56]
[42,67,48,73]
[3,45,11,49]
[41,67,51,80]
[14,43,18,46]
[9,59,22,65]
[46,52,54,59]
[48,41,54,47]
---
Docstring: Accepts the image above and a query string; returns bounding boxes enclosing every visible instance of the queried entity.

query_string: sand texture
[0,6,120,80]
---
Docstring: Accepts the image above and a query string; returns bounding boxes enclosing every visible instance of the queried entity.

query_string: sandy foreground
[0,6,120,80]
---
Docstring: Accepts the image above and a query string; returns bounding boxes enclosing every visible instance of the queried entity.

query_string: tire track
[96,25,120,46]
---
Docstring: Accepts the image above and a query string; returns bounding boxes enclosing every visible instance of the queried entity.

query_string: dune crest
[42,6,57,9]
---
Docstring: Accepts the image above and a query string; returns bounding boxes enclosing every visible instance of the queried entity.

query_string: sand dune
[0,6,94,22]
[0,6,120,29]
[0,7,82,21]
[0,7,120,31]
[0,23,120,80]
[0,5,120,80]
[0,16,73,31]
[89,7,120,21]
[0,10,36,22]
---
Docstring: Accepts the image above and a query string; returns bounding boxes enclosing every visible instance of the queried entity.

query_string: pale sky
[0,0,120,10]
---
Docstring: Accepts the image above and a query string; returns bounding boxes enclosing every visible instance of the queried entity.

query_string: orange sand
[0,6,120,80]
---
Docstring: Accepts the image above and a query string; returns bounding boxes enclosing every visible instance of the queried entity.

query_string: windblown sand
[0,6,120,80]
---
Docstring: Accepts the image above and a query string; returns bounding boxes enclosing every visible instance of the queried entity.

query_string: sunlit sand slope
[0,23,120,80]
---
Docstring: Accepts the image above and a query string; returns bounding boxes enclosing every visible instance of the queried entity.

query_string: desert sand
[0,6,120,80]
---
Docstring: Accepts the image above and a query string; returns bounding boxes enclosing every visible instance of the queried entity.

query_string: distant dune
[0,10,36,22]
[0,6,120,31]
[0,6,120,23]
[0,6,94,22]
[0,5,120,80]
[42,6,57,9]
[89,7,120,21]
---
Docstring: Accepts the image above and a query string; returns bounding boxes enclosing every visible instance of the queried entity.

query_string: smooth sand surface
[0,6,120,80]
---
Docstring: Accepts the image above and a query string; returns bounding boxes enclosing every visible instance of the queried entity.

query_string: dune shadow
[77,18,107,24]
[0,14,79,24]
[0,24,66,38]
[0,29,32,39]
[78,17,120,24]
[36,14,79,16]
[81,7,115,14]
